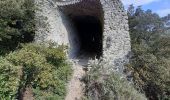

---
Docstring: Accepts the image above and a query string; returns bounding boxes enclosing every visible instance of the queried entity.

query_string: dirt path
[65,59,87,100]
[22,87,34,100]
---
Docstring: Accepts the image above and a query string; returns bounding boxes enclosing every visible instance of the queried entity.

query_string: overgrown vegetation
[0,43,72,99]
[0,57,21,99]
[0,0,35,55]
[127,5,170,100]
[0,0,73,99]
[83,60,147,100]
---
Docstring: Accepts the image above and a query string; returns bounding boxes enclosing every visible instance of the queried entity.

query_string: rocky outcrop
[35,0,131,73]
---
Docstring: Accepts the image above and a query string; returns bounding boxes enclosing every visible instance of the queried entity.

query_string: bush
[0,43,72,99]
[83,59,147,100]
[127,37,170,99]
[0,0,35,55]
[0,58,21,100]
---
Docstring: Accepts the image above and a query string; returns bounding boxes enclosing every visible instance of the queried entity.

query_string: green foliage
[0,43,72,99]
[0,0,35,55]
[0,57,21,100]
[127,5,170,100]
[83,60,147,100]
[0,0,71,99]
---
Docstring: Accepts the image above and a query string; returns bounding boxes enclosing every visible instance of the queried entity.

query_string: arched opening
[71,16,103,59]
[58,0,104,60]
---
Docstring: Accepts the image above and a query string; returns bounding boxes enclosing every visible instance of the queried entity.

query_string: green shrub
[0,0,35,55]
[127,43,170,99]
[84,60,147,100]
[0,43,72,99]
[0,57,21,100]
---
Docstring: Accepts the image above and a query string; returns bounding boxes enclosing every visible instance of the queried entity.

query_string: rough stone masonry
[35,0,131,73]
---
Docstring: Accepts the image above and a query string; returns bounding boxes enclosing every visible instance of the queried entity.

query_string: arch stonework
[35,0,131,72]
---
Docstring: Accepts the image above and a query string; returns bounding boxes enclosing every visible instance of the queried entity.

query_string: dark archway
[71,16,103,58]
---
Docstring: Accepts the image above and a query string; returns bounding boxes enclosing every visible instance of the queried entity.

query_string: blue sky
[121,0,170,17]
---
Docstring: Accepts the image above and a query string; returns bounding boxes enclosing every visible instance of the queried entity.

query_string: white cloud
[121,0,160,6]
[156,9,170,17]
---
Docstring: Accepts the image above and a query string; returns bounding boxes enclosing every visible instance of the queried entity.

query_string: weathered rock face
[35,0,131,72]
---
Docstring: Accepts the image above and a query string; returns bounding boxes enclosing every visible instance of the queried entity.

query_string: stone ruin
[35,0,131,72]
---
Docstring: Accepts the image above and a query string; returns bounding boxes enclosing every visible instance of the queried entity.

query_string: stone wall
[35,0,131,73]
[35,0,80,58]
[100,0,131,72]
